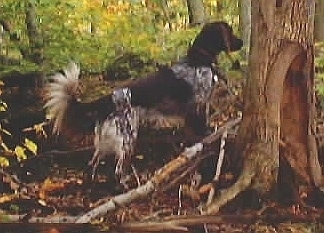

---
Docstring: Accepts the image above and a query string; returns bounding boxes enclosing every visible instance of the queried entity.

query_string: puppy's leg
[89,150,101,181]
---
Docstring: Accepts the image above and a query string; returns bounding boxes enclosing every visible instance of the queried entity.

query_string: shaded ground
[1,73,324,232]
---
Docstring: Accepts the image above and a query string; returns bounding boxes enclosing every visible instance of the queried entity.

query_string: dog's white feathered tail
[44,62,81,134]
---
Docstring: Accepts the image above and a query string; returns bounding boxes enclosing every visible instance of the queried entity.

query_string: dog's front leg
[115,149,126,178]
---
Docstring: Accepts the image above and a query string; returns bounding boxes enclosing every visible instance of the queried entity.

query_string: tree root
[201,171,254,215]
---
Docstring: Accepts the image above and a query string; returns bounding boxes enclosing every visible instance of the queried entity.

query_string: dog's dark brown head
[187,21,243,67]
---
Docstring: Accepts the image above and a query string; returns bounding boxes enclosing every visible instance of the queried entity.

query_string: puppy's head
[187,21,243,66]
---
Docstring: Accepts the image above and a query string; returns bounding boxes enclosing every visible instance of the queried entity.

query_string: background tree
[239,0,251,60]
[0,0,242,73]
[315,0,324,41]
[186,0,205,26]
[0,1,43,67]
[203,0,324,214]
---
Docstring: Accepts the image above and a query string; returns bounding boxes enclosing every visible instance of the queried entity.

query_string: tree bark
[186,0,205,26]
[203,0,323,214]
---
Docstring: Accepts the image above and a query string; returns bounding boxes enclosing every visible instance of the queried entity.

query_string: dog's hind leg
[89,150,101,181]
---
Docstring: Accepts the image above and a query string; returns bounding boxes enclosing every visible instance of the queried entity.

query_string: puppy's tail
[44,62,81,134]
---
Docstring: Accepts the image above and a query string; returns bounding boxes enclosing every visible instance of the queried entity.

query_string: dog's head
[187,21,243,66]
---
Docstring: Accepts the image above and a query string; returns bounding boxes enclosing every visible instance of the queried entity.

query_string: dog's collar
[193,43,235,67]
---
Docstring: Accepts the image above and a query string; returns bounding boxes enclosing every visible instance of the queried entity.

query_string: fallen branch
[2,215,79,223]
[114,213,324,232]
[201,117,241,145]
[4,211,324,228]
[160,151,213,192]
[0,222,95,233]
[76,117,242,223]
[76,143,204,223]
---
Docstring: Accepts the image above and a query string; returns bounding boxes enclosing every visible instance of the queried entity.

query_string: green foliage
[0,0,240,75]
[105,52,156,80]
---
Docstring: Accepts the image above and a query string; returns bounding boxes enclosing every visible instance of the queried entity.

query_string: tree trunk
[315,0,324,41]
[203,0,323,214]
[25,1,43,66]
[186,0,205,26]
[25,1,45,88]
[239,0,251,60]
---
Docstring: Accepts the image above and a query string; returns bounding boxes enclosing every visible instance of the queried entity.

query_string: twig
[206,129,227,205]
[22,121,49,138]
[178,184,183,215]
[201,117,241,145]
[1,215,79,223]
[160,151,212,192]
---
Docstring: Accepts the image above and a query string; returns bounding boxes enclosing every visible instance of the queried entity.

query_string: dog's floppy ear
[187,21,243,67]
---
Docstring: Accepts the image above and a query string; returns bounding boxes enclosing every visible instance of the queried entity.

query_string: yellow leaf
[0,157,9,167]
[0,194,17,203]
[0,101,7,111]
[14,146,27,161]
[24,138,37,155]
[33,123,47,138]
[1,128,11,136]
[1,142,10,152]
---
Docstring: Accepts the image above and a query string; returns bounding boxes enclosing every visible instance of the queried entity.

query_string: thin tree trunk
[186,0,205,26]
[0,19,29,59]
[25,1,44,88]
[315,0,324,41]
[160,0,173,30]
[239,0,251,60]
[25,1,43,66]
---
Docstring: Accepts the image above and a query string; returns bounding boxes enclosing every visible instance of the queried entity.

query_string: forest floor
[1,74,324,233]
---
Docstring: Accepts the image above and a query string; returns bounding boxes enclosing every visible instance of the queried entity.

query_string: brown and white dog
[44,21,243,182]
